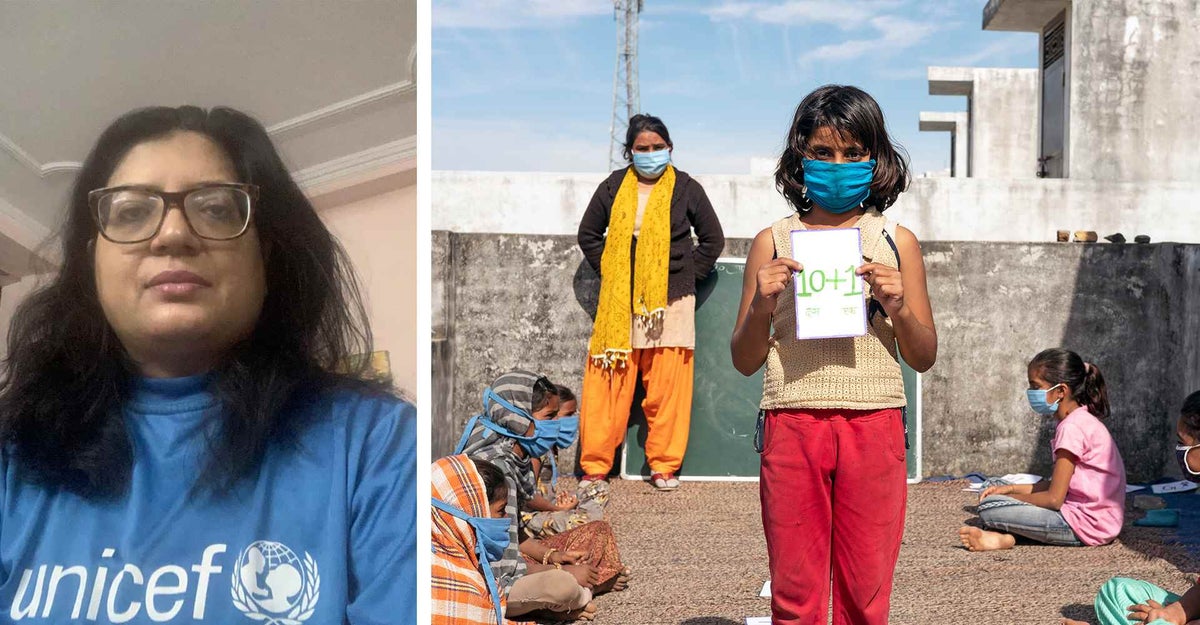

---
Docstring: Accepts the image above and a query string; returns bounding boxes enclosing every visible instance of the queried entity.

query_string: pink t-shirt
[1052,407,1127,546]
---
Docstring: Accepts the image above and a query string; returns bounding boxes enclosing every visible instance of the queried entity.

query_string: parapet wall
[433,231,1200,482]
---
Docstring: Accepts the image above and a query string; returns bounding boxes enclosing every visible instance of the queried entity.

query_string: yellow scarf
[588,166,675,369]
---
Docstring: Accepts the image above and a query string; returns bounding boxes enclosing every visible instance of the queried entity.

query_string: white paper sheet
[759,581,771,597]
[1151,480,1199,494]
[746,618,772,625]
[789,228,866,340]
[962,473,1043,492]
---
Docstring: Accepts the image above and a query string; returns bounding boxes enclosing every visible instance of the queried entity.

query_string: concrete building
[921,66,1040,179]
[918,111,970,178]
[984,0,1200,181]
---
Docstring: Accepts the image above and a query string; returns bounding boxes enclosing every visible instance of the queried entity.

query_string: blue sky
[433,0,1038,176]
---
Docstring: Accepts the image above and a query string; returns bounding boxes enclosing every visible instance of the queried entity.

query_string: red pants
[760,408,907,625]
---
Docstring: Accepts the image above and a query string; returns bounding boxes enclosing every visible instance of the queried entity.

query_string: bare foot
[1061,619,1090,625]
[959,526,1016,551]
[564,601,598,622]
[612,566,632,592]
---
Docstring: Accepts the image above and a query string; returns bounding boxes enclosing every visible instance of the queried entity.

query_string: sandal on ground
[651,472,680,491]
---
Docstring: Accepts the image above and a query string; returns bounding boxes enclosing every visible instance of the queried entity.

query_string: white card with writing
[789,228,867,340]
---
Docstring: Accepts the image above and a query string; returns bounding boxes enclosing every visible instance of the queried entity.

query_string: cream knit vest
[760,210,907,410]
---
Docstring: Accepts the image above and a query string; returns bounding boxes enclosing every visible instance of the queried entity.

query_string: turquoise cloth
[1095,577,1182,625]
[1134,509,1181,527]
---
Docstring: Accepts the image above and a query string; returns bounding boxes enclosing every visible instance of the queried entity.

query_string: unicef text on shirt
[9,541,320,623]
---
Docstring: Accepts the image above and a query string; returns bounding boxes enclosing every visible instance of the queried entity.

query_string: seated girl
[1063,390,1200,625]
[960,348,1126,551]
[521,384,610,538]
[432,455,512,624]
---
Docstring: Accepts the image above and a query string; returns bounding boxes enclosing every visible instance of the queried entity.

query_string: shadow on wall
[1046,243,1200,483]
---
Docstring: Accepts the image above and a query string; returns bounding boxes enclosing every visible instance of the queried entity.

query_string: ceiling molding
[0,79,417,178]
[292,135,416,190]
[266,80,416,138]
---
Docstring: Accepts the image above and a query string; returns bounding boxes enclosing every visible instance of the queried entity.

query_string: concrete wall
[1069,0,1200,182]
[970,68,1040,179]
[927,66,1040,180]
[432,232,1200,482]
[918,111,969,178]
[433,170,1200,243]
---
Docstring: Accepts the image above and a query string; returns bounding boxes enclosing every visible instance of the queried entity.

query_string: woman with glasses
[0,106,415,624]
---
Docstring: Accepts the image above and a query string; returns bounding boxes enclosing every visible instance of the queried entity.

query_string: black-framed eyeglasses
[88,183,258,244]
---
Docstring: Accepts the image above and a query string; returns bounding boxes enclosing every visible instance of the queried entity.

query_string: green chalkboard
[620,258,923,482]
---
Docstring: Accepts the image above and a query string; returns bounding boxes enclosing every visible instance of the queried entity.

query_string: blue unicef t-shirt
[0,375,416,624]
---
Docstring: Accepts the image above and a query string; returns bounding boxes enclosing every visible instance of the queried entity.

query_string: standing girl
[730,85,937,625]
[960,348,1126,552]
[577,114,725,491]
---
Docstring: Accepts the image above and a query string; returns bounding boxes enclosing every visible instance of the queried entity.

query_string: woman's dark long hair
[775,84,910,213]
[1029,348,1110,418]
[0,105,384,498]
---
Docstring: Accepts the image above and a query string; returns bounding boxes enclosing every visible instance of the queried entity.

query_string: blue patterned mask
[801,159,875,213]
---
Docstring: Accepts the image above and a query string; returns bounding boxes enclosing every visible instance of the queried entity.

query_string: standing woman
[577,114,725,491]
[0,106,415,623]
[730,86,937,624]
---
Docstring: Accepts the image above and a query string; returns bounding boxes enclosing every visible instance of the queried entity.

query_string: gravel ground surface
[570,479,1199,625]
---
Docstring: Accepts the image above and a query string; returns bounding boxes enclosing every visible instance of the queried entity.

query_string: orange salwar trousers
[579,346,694,476]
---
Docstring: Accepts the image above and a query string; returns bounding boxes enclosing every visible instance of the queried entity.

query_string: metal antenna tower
[608,0,643,171]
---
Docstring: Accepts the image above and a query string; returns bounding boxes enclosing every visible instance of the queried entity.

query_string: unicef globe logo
[231,541,320,624]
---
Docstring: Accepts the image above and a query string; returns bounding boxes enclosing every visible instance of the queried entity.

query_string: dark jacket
[578,167,725,300]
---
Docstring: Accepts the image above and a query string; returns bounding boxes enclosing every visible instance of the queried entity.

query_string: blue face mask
[632,149,671,178]
[451,389,561,458]
[431,498,511,624]
[801,159,875,213]
[1026,384,1064,415]
[554,415,579,448]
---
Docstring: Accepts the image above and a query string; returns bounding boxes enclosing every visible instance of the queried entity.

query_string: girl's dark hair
[0,105,384,498]
[1180,391,1200,438]
[555,384,576,404]
[775,85,910,213]
[531,376,558,411]
[621,114,672,162]
[1028,348,1110,418]
[472,458,508,505]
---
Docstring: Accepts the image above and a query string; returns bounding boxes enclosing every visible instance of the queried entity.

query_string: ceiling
[0,0,416,276]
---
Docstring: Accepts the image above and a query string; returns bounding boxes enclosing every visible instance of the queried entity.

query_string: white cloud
[434,0,611,30]
[801,15,938,61]
[939,37,1035,67]
[705,0,906,29]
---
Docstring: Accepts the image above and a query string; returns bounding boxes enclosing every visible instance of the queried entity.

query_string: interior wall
[318,183,418,398]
